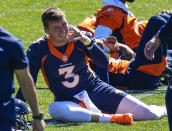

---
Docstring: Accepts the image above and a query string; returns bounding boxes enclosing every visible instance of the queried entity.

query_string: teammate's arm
[15,66,45,131]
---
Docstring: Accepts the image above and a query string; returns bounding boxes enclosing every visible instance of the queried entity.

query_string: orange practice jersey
[95,5,147,50]
[78,5,148,50]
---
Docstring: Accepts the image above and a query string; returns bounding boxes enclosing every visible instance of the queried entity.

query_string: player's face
[45,18,69,46]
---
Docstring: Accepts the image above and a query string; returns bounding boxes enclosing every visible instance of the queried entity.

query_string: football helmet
[15,99,32,130]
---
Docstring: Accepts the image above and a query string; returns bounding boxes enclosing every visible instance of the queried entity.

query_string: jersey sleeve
[27,43,42,83]
[10,40,28,69]
[84,41,109,69]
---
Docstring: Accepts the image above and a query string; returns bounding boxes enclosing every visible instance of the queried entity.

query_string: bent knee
[149,15,167,26]
[49,102,71,120]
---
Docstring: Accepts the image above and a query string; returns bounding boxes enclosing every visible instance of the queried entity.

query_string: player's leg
[165,77,172,131]
[48,101,133,124]
[127,14,168,90]
[15,88,26,102]
[88,82,166,121]
[0,98,16,130]
[49,101,93,122]
[131,14,168,70]
[116,94,167,120]
[0,121,13,131]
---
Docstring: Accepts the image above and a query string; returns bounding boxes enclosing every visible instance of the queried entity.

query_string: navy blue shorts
[0,98,15,131]
[87,81,127,114]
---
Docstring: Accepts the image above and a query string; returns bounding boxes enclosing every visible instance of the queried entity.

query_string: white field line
[126,89,167,99]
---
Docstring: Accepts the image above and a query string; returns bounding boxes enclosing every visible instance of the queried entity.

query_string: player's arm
[12,40,45,131]
[68,26,109,69]
[15,67,45,131]
[15,42,42,101]
[98,37,136,60]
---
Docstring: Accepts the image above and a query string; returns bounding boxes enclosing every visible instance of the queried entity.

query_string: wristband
[33,113,44,120]
[83,38,92,47]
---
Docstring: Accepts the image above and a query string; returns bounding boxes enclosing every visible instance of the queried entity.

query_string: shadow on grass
[44,119,83,127]
[125,88,167,95]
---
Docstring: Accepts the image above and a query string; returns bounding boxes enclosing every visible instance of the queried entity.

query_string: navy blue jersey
[0,27,28,100]
[27,35,110,101]
[159,15,172,44]
[109,15,169,90]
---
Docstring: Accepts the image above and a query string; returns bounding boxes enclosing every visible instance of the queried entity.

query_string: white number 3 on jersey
[58,65,80,88]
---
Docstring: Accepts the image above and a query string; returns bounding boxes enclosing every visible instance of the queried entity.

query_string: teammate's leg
[131,14,168,70]
[127,14,168,89]
[0,98,16,131]
[166,77,172,131]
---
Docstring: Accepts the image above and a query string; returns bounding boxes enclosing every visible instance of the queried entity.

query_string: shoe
[111,113,133,125]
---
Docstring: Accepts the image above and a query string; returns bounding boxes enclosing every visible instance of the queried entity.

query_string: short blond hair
[41,8,66,28]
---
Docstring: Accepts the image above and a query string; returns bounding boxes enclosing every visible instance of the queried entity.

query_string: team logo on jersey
[63,56,67,61]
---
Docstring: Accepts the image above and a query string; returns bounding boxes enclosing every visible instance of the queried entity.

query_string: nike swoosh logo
[0,48,4,52]
[3,100,11,106]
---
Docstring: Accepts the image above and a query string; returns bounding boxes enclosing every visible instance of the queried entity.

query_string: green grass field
[0,0,172,130]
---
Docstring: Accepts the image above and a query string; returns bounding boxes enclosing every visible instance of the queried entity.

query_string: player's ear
[44,27,49,34]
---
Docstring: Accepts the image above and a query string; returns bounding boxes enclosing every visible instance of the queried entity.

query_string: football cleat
[111,113,133,125]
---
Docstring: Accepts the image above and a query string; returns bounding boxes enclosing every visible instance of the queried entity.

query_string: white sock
[148,105,167,120]
[99,114,111,122]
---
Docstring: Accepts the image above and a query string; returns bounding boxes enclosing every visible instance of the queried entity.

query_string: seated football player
[93,13,170,90]
[78,0,147,53]
[78,0,172,86]
[16,8,167,124]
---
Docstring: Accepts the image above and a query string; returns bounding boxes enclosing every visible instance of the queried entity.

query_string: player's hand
[118,44,136,60]
[102,36,135,60]
[102,36,119,51]
[67,25,92,46]
[144,35,161,60]
[32,119,46,131]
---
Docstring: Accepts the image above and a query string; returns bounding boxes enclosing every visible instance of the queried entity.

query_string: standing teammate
[0,27,45,130]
